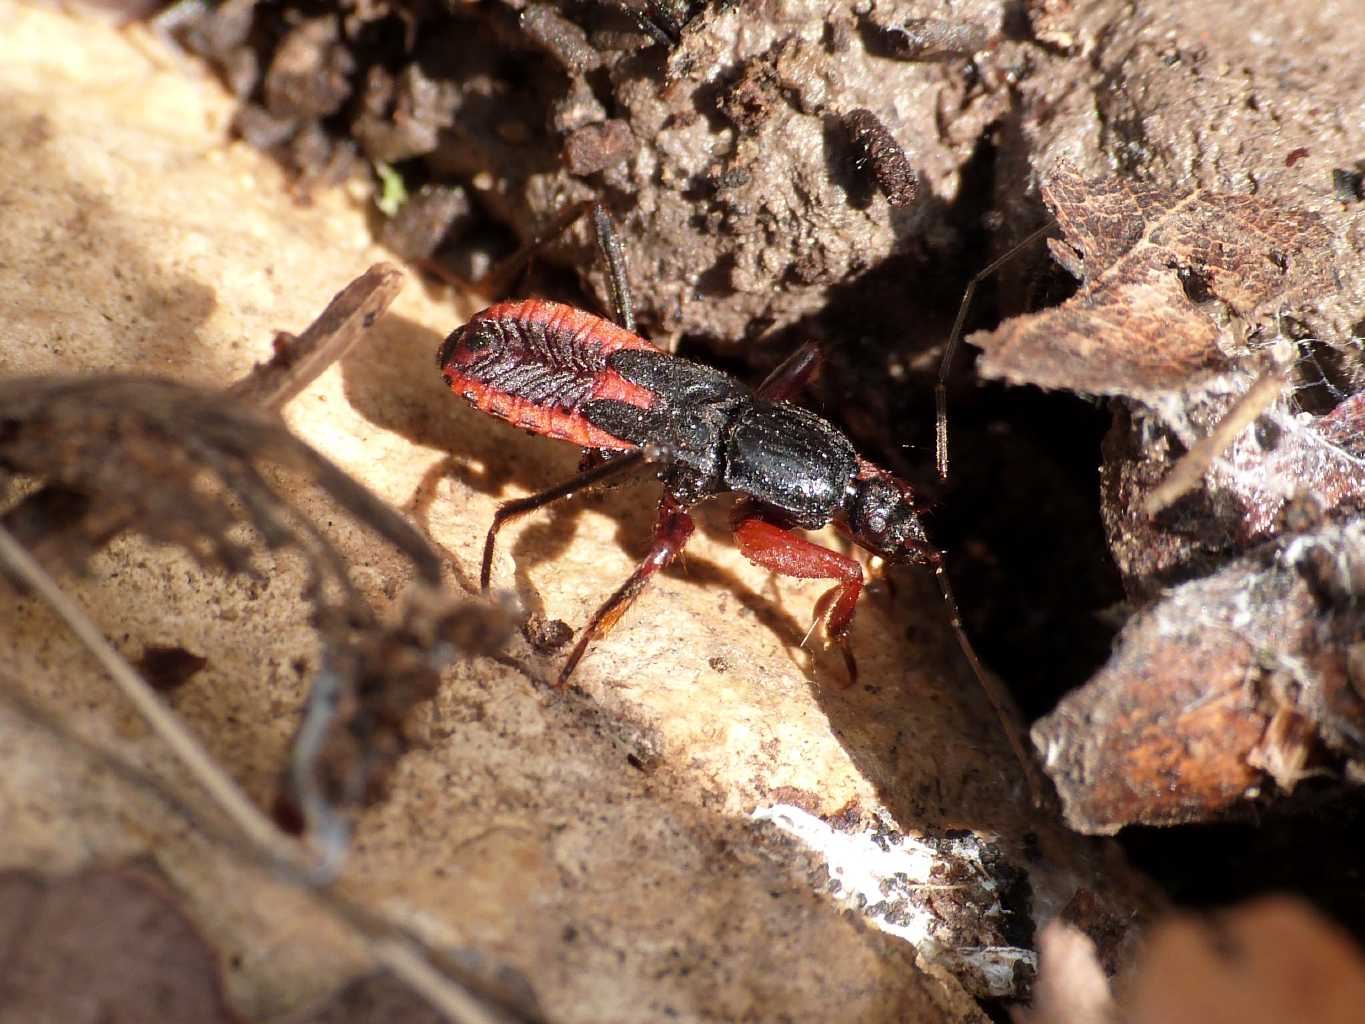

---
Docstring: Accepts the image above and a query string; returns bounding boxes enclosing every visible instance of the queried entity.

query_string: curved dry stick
[226,262,405,412]
[1143,370,1288,516]
[0,521,299,866]
[0,681,525,1024]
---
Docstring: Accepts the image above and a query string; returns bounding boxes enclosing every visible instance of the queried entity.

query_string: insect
[437,205,1041,790]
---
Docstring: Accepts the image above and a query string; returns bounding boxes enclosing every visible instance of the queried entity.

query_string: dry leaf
[1102,378,1365,595]
[972,164,1335,398]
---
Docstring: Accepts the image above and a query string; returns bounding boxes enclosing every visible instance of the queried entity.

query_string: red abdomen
[438,299,658,449]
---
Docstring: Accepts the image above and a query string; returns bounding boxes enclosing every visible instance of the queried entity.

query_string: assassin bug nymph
[438,204,1040,784]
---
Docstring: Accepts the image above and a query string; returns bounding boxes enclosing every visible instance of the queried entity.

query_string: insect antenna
[590,203,635,332]
[935,220,1056,481]
[929,550,1046,807]
[476,201,637,333]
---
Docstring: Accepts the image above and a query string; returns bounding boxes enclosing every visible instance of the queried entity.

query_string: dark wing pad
[607,349,745,407]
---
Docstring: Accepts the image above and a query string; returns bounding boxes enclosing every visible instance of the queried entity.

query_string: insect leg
[896,538,1044,805]
[481,449,647,593]
[556,495,695,686]
[755,342,822,401]
[478,201,637,332]
[589,203,635,333]
[611,0,684,47]
[730,499,864,685]
[476,200,589,298]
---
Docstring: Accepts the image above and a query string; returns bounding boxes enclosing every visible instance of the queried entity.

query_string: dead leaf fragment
[1102,377,1365,595]
[972,164,1335,398]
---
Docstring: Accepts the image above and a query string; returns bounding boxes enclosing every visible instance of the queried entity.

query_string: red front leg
[731,499,864,685]
[557,494,695,686]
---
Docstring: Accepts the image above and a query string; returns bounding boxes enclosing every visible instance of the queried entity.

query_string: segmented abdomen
[438,299,658,449]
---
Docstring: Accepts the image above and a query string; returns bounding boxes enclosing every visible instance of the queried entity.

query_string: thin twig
[0,684,524,1024]
[367,939,510,1024]
[0,249,508,1016]
[0,521,301,867]
[1143,370,1288,516]
[0,682,273,864]
[226,263,405,412]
